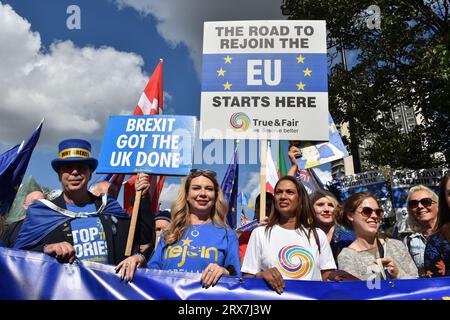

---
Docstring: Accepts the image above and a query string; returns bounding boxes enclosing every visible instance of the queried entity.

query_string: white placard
[200,20,328,141]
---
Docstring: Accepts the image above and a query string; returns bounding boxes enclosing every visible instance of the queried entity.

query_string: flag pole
[259,140,267,222]
[125,186,142,256]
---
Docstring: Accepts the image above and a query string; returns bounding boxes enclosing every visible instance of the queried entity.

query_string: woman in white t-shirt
[241,176,337,294]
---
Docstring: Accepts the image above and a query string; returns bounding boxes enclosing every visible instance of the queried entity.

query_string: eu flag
[220,145,239,229]
[201,53,328,92]
[0,120,43,215]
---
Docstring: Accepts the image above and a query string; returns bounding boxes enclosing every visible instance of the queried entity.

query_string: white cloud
[313,163,333,185]
[0,3,40,79]
[0,3,168,148]
[158,182,181,210]
[114,0,285,75]
[241,171,261,205]
[163,92,175,114]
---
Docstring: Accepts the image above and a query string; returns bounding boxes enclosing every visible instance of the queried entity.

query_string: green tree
[284,0,450,170]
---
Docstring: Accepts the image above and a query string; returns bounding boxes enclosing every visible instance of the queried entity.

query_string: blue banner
[236,219,258,232]
[1,247,450,300]
[328,171,394,218]
[97,115,196,175]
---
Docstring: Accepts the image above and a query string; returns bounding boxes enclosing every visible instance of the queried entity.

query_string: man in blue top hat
[14,139,155,280]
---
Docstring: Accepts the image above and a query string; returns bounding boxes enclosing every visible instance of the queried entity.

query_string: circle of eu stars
[215,54,312,91]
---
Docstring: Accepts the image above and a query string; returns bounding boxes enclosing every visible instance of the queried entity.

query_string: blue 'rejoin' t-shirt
[66,202,109,264]
[148,222,241,276]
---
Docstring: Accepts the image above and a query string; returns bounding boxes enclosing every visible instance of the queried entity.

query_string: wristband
[133,252,147,264]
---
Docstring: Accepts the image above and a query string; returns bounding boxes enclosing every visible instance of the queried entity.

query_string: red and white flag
[124,59,165,215]
[134,59,163,116]
[265,143,278,194]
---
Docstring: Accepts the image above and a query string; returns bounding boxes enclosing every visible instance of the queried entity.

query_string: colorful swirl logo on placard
[277,245,314,279]
[229,112,250,132]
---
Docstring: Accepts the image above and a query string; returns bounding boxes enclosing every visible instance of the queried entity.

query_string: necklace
[191,225,200,238]
[189,220,211,238]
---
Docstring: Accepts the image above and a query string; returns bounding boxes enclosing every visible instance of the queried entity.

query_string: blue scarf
[14,194,128,250]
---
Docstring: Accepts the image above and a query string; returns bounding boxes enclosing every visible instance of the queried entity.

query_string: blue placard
[296,114,349,169]
[97,115,196,175]
[328,171,394,218]
[236,219,259,232]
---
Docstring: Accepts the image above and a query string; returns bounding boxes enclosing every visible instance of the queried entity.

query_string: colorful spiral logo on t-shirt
[277,245,314,279]
[229,112,250,131]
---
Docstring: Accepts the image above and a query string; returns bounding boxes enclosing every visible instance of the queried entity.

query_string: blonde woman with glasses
[148,169,241,288]
[403,185,439,276]
[337,192,418,280]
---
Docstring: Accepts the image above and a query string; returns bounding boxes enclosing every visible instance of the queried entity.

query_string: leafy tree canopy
[285,0,450,169]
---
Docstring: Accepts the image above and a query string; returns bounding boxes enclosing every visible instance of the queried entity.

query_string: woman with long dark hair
[424,173,450,277]
[241,176,336,294]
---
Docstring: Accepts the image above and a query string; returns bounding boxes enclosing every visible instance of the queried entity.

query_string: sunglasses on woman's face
[189,168,217,178]
[356,207,384,218]
[408,197,435,209]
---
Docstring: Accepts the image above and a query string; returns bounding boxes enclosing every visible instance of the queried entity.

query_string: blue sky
[0,0,335,218]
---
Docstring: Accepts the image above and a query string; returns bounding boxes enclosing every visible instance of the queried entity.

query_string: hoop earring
[307,217,313,226]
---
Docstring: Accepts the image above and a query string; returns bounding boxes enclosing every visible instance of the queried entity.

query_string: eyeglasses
[356,207,384,218]
[59,163,90,171]
[408,198,436,209]
[189,169,217,178]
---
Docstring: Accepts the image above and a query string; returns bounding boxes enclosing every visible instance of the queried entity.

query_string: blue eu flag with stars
[202,53,327,93]
[220,145,239,229]
[0,120,43,215]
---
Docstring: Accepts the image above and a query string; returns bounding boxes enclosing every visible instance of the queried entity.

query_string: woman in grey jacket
[337,192,418,281]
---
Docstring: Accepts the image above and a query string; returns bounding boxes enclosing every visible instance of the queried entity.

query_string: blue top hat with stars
[51,139,98,172]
